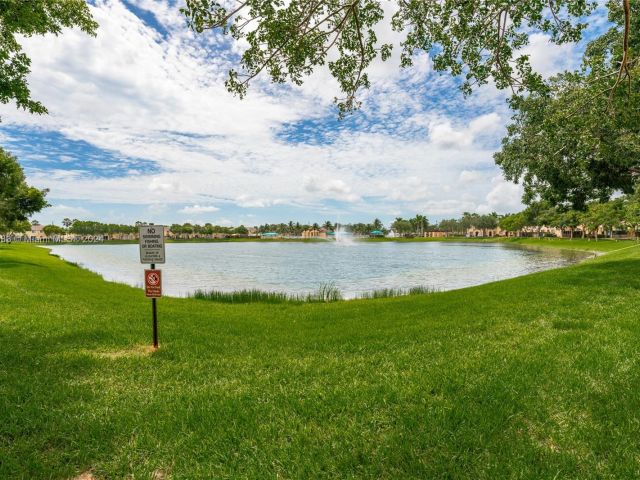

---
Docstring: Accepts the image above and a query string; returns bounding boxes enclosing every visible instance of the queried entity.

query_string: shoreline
[29,234,634,248]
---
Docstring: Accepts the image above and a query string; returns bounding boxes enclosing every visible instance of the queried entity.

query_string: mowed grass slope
[1,242,640,479]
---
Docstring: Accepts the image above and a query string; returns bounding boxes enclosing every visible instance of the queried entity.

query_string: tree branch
[237,1,354,89]
[608,0,631,103]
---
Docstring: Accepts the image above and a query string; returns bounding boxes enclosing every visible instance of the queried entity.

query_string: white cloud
[477,176,524,214]
[234,195,271,208]
[303,177,361,203]
[179,204,220,214]
[147,203,168,214]
[459,170,487,184]
[41,204,92,220]
[213,217,234,226]
[521,33,580,79]
[429,121,472,149]
[0,0,586,222]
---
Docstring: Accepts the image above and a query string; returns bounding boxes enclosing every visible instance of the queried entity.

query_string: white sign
[139,225,165,264]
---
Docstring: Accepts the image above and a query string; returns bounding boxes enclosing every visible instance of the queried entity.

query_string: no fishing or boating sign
[144,269,162,298]
[139,225,164,349]
[139,225,165,264]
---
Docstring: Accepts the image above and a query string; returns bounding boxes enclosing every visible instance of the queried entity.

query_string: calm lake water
[48,242,589,299]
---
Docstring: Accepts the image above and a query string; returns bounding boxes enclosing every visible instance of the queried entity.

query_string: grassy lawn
[1,241,640,478]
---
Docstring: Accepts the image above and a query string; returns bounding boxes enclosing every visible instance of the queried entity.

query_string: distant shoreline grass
[190,283,343,304]
[55,237,331,245]
[41,235,637,252]
[190,284,439,304]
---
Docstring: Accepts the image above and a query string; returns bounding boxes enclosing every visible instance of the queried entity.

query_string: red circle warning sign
[145,269,162,298]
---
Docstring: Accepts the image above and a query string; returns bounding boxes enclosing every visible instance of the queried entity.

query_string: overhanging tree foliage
[0,0,97,115]
[495,1,639,209]
[182,0,604,116]
[0,148,48,232]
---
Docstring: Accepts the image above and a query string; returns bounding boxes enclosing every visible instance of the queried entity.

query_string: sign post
[139,225,165,264]
[139,225,165,350]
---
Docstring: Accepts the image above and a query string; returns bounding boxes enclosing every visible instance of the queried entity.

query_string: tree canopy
[495,1,639,209]
[182,0,603,116]
[0,0,97,115]
[0,148,48,232]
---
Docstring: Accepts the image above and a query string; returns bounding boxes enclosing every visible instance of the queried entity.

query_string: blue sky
[0,0,610,228]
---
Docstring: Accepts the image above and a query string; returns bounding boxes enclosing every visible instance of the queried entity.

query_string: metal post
[151,263,158,349]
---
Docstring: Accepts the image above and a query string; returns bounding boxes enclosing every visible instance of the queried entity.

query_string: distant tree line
[499,193,640,241]
[25,220,251,237]
[257,219,381,235]
[22,214,497,238]
[170,223,248,236]
[66,220,138,236]
[22,192,640,242]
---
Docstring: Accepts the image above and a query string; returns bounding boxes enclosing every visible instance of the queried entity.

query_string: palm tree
[413,214,428,236]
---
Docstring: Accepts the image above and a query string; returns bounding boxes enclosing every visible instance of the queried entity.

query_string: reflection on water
[48,242,590,299]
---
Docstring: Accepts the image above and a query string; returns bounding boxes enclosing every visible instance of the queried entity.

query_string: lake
[47,241,590,299]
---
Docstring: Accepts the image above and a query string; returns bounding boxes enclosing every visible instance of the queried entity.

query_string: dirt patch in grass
[90,345,156,359]
[71,471,95,480]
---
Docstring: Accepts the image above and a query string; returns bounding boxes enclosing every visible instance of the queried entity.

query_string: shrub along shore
[1,239,640,478]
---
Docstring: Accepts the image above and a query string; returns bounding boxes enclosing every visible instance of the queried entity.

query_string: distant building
[302,229,332,239]
[520,226,564,238]
[466,226,504,238]
[26,224,46,240]
[426,230,449,238]
[109,232,137,241]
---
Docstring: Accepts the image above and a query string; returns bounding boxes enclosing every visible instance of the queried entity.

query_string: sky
[0,0,610,227]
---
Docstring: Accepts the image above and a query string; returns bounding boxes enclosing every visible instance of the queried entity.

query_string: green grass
[191,288,297,303]
[2,240,640,478]
[355,285,439,299]
[191,283,343,304]
[191,284,438,303]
